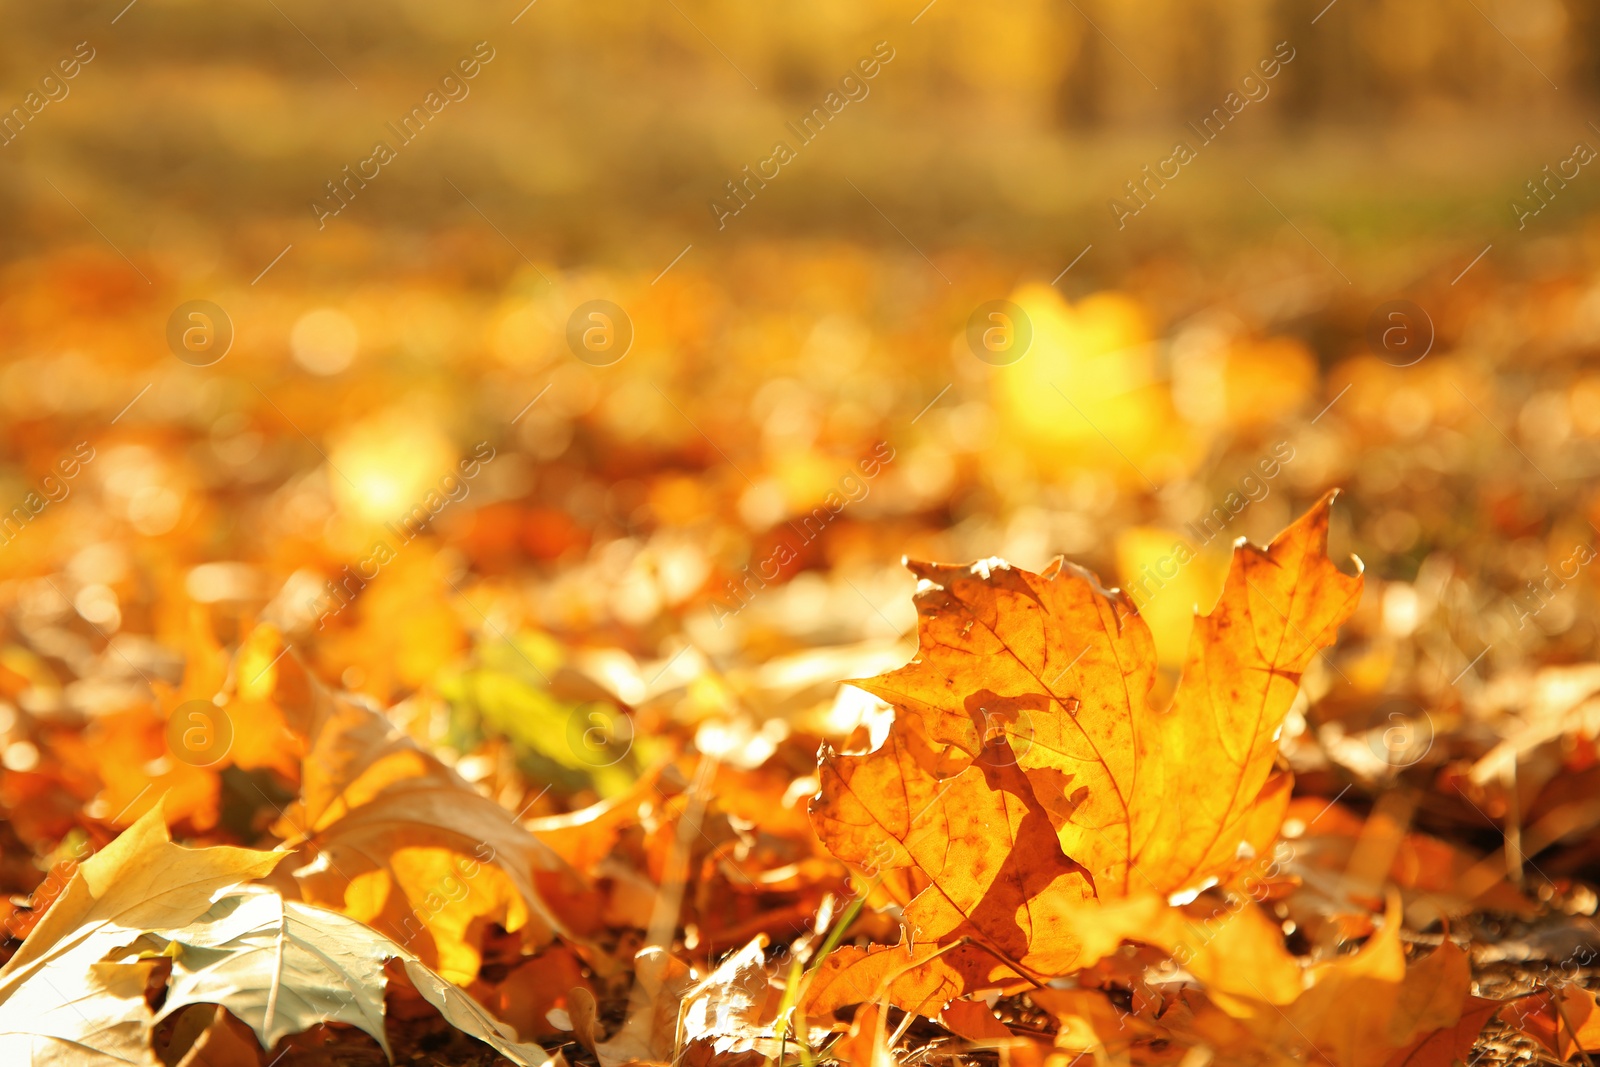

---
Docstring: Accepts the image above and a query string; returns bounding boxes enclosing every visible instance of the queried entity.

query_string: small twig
[1502,759,1525,888]
[947,935,1052,991]
[888,1003,918,1048]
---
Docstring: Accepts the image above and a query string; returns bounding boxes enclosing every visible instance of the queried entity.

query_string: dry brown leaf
[836,1001,892,1067]
[1382,997,1500,1067]
[566,986,603,1055]
[171,1006,265,1067]
[526,767,662,874]
[1503,984,1600,1058]
[678,935,778,1057]
[935,999,1013,1044]
[1385,938,1472,1049]
[483,946,594,1042]
[593,945,695,1067]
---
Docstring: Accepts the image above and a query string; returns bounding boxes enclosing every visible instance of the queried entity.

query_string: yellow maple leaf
[844,490,1361,899]
[808,494,1362,1008]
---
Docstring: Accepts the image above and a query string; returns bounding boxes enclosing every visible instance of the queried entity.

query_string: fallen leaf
[0,956,163,1067]
[1385,938,1472,1049]
[484,946,594,1042]
[1281,797,1536,920]
[1383,997,1499,1067]
[1146,898,1305,1018]
[566,986,603,1054]
[398,956,560,1067]
[81,880,556,1067]
[800,729,1164,1017]
[527,767,662,874]
[1149,894,1472,1067]
[837,1001,892,1067]
[268,659,584,983]
[594,945,695,1067]
[147,885,394,1055]
[811,731,1096,976]
[77,615,300,834]
[936,999,1013,1044]
[1286,896,1410,1067]
[811,496,1361,1009]
[0,802,284,987]
[678,935,777,1056]
[846,491,1361,899]
[170,1006,265,1067]
[1503,984,1600,1058]
[803,942,978,1019]
[1028,987,1141,1056]
[0,803,284,1066]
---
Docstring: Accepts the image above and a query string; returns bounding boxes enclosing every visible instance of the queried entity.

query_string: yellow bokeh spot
[1115,526,1227,668]
[237,624,284,703]
[330,407,457,524]
[994,285,1196,483]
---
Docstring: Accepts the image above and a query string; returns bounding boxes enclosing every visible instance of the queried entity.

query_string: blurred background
[2,0,1600,828]
[2,0,1595,261]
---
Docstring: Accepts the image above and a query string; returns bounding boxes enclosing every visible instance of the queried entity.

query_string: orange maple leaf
[832,489,1361,899]
[808,493,1362,1007]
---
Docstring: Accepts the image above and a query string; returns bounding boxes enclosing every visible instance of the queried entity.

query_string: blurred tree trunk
[1057,0,1106,127]
[1566,0,1600,102]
